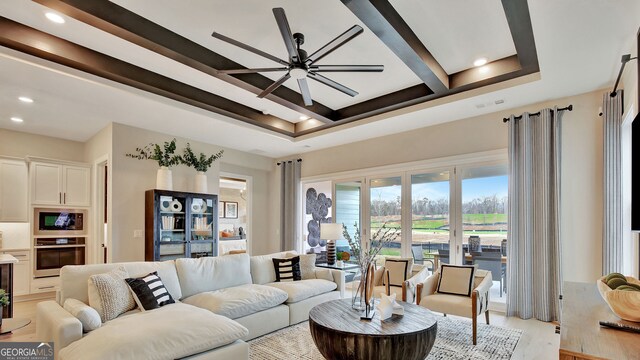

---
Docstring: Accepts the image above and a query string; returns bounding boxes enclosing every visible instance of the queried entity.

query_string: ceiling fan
[212,7,384,106]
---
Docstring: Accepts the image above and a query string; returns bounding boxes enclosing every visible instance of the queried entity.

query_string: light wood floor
[0,297,560,359]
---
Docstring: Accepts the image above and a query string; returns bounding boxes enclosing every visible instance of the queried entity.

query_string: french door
[329,162,507,308]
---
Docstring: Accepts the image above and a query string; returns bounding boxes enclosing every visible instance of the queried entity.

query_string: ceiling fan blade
[297,78,313,106]
[257,73,291,98]
[212,32,289,66]
[307,72,358,97]
[309,65,384,72]
[305,25,364,65]
[272,8,301,63]
[218,67,288,75]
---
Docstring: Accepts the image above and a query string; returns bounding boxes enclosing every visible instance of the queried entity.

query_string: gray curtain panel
[602,91,624,275]
[280,160,302,252]
[506,108,563,322]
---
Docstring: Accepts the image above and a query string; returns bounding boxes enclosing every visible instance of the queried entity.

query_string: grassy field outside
[372,213,506,230]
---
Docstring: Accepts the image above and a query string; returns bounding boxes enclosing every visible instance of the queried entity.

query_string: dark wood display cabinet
[145,190,219,261]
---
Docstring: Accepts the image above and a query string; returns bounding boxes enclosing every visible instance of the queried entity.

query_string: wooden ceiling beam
[341,0,449,93]
[32,0,337,124]
[501,0,539,72]
[0,17,296,136]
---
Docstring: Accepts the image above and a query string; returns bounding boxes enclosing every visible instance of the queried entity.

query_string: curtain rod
[502,105,573,123]
[611,54,637,97]
[276,158,302,165]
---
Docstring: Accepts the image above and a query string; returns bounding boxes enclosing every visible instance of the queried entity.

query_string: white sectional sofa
[36,251,345,360]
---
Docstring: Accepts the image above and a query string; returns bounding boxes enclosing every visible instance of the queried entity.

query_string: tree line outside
[370,194,508,231]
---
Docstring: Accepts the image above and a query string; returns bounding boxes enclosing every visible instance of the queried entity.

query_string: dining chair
[472,252,503,297]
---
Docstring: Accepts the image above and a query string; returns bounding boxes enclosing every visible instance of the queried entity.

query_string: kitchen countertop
[0,254,18,264]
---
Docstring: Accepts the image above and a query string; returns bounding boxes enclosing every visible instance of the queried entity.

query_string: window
[411,171,451,268]
[369,176,402,258]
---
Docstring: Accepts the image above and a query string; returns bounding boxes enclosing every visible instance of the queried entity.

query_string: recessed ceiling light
[45,12,65,24]
[18,96,34,103]
[473,58,488,67]
[10,117,24,123]
[299,115,310,121]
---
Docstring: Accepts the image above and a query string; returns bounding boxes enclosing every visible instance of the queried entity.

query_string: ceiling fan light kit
[212,7,384,106]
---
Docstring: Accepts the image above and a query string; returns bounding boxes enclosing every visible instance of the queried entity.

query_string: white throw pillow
[384,258,412,287]
[299,254,317,280]
[88,266,136,322]
[436,264,476,296]
[315,269,334,281]
[63,298,101,332]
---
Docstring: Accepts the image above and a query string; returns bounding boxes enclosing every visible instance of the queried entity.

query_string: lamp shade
[320,223,344,240]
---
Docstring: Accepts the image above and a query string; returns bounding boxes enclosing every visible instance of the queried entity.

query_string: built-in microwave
[34,208,87,236]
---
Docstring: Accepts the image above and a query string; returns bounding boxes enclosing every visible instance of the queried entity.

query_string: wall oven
[33,208,88,277]
[34,208,87,236]
[34,237,86,277]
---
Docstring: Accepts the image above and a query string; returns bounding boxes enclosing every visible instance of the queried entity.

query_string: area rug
[249,317,522,360]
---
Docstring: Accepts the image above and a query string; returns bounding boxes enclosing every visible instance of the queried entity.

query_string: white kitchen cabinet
[31,161,90,207]
[1,250,29,296]
[63,165,91,206]
[30,275,59,294]
[0,159,28,222]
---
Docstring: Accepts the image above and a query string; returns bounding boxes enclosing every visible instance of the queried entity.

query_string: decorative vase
[194,171,208,193]
[156,167,173,190]
[352,262,371,311]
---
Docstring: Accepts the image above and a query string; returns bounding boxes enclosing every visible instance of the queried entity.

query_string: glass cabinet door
[189,197,216,257]
[190,197,215,241]
[158,195,187,260]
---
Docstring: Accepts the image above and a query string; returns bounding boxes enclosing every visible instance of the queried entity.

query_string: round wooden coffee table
[0,318,31,335]
[309,299,437,360]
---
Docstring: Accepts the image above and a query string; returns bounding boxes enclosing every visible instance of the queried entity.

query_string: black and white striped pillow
[272,256,301,282]
[125,272,175,311]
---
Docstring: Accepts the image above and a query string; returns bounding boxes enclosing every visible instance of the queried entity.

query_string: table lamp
[320,223,344,266]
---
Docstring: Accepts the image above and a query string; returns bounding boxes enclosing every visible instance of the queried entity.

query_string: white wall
[110,123,276,262]
[0,128,85,162]
[299,90,605,282]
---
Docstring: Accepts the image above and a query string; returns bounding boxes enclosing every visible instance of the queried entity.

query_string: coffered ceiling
[0,1,638,157]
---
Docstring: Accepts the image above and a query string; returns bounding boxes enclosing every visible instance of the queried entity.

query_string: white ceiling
[391,0,517,74]
[111,0,423,109]
[0,0,639,158]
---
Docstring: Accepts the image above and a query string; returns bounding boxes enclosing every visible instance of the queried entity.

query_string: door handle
[59,192,62,203]
[64,193,66,204]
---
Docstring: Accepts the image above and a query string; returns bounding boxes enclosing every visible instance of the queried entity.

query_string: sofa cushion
[182,284,288,319]
[58,303,248,360]
[88,267,136,322]
[250,251,297,285]
[59,261,182,305]
[176,254,252,298]
[266,279,337,303]
[63,298,101,332]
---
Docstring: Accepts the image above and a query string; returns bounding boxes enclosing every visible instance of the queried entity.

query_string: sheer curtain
[602,91,624,274]
[279,159,302,252]
[507,107,563,322]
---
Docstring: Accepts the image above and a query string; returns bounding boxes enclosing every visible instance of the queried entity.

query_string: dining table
[432,252,507,269]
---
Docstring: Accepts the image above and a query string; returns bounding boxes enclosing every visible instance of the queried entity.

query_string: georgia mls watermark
[0,342,54,360]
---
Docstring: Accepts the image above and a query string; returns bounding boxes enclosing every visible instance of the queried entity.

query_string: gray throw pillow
[88,266,136,322]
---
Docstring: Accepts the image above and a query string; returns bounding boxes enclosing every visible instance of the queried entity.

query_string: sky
[371,175,508,203]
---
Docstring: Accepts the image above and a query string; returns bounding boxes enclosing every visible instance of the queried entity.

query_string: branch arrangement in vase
[342,222,400,270]
[125,138,182,168]
[181,143,224,172]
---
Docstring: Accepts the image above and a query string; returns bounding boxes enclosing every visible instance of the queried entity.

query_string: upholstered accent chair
[371,257,414,299]
[416,266,493,345]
